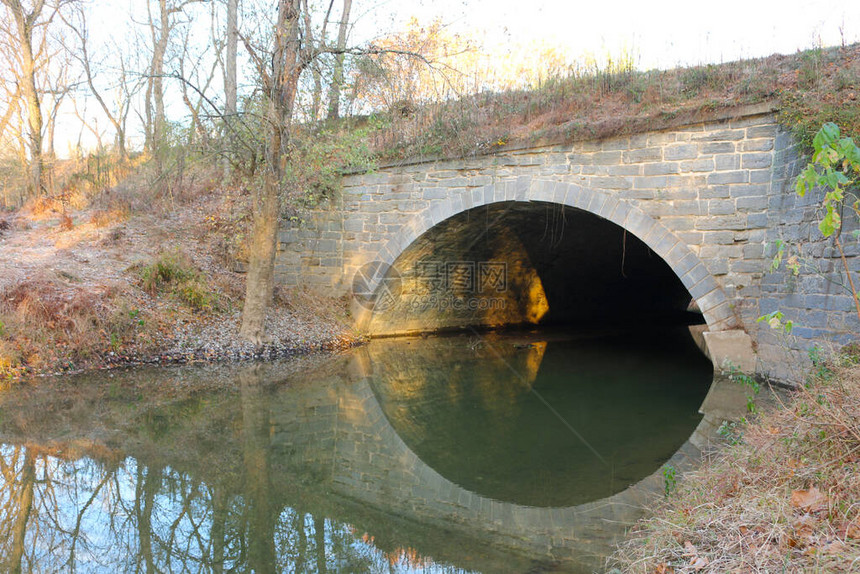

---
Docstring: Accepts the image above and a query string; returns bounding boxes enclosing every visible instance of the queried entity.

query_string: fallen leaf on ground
[682,540,698,557]
[790,486,828,512]
[690,556,709,570]
[791,514,817,547]
[654,563,674,574]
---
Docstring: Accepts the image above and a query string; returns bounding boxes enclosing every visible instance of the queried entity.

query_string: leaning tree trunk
[239,174,281,343]
[239,0,302,343]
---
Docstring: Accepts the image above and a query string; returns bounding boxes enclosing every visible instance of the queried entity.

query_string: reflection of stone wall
[324,355,722,569]
[0,354,747,572]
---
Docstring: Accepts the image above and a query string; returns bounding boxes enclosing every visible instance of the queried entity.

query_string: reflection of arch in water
[334,346,744,568]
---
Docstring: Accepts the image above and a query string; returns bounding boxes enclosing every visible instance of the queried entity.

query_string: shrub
[140,250,219,312]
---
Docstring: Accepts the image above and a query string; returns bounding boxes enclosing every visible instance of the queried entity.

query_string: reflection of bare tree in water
[134,464,161,574]
[240,365,277,573]
[314,516,328,574]
[62,460,117,572]
[0,373,475,574]
[1,446,34,574]
[210,485,228,574]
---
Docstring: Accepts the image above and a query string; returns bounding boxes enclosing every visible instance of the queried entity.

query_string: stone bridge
[276,104,859,382]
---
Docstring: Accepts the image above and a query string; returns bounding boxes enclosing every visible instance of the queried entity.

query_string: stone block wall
[275,109,859,383]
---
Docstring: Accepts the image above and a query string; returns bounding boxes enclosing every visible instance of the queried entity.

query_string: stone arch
[356,177,737,333]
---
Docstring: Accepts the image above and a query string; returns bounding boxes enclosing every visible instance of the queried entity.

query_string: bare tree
[177,11,220,147]
[300,0,334,120]
[143,0,204,155]
[239,0,304,342]
[40,49,77,193]
[224,0,237,119]
[0,0,54,195]
[63,4,136,160]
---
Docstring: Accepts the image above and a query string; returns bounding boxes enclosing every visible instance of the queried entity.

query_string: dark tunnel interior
[368,201,701,335]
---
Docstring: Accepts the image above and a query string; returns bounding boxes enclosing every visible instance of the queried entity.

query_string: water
[0,326,719,573]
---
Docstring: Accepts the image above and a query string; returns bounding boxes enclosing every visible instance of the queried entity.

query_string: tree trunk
[326,0,352,120]
[154,0,168,142]
[311,67,322,119]
[145,0,170,156]
[239,175,280,343]
[239,0,302,343]
[224,0,238,119]
[7,3,44,195]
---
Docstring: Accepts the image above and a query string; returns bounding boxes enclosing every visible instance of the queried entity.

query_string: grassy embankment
[1,43,858,381]
[611,350,860,573]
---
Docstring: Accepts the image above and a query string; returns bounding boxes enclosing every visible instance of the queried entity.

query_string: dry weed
[0,276,123,374]
[363,44,860,161]
[58,212,74,231]
[612,357,860,573]
[89,205,130,228]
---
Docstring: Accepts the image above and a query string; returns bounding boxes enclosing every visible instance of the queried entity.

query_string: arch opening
[367,201,702,336]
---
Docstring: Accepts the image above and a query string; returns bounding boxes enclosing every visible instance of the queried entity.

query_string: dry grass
[612,354,860,573]
[0,275,155,380]
[358,43,860,162]
[89,203,131,228]
[27,187,89,219]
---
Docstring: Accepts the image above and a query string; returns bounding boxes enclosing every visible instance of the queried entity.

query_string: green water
[368,328,712,507]
[0,326,713,573]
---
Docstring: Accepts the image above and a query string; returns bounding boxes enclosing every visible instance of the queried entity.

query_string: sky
[44,0,860,156]
[356,0,859,69]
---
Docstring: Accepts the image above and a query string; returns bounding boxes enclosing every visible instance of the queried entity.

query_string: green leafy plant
[756,311,794,335]
[110,332,121,352]
[795,122,860,322]
[717,420,744,445]
[129,308,144,327]
[724,361,762,414]
[662,464,677,497]
[807,345,834,386]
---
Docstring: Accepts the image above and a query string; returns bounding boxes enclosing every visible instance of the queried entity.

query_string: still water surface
[0,327,713,573]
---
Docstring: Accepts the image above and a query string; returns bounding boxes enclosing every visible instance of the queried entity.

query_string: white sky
[356,0,859,69]
[50,0,860,156]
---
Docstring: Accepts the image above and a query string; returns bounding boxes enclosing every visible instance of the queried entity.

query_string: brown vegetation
[612,352,860,573]
[360,43,860,162]
[0,159,356,382]
[0,275,128,378]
